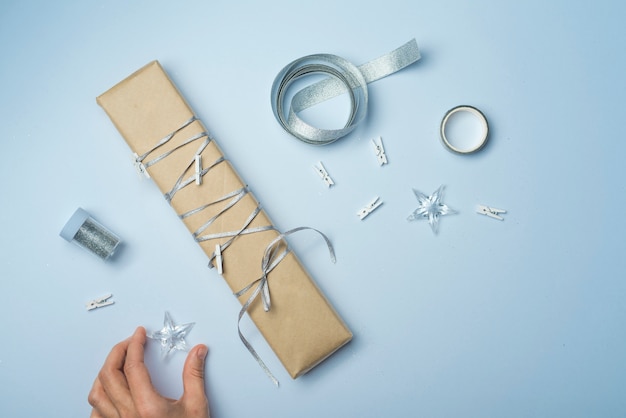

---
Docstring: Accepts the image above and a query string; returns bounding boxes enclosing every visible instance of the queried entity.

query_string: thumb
[181,344,209,408]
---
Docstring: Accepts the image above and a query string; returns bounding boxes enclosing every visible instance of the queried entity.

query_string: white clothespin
[195,155,203,185]
[214,244,223,274]
[132,153,150,179]
[477,205,506,220]
[313,161,334,187]
[358,197,383,220]
[86,294,115,311]
[371,136,388,165]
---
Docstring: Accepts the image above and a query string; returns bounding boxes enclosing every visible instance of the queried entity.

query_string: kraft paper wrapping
[97,61,352,379]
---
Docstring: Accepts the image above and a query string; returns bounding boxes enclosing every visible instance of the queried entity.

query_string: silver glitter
[60,208,121,261]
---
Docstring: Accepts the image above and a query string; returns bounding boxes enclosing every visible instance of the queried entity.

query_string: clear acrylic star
[148,311,195,358]
[407,185,456,234]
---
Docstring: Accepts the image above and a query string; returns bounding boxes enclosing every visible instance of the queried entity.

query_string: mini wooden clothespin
[86,294,115,311]
[214,244,223,274]
[357,197,383,220]
[132,153,150,179]
[371,136,388,165]
[476,205,507,220]
[195,155,203,185]
[313,161,335,187]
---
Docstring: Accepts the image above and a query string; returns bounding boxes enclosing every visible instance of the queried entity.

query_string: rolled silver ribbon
[271,39,421,145]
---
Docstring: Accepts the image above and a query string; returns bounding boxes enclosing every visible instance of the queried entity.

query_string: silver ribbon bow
[234,227,336,386]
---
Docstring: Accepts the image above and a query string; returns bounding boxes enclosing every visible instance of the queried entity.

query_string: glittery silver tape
[271,39,421,145]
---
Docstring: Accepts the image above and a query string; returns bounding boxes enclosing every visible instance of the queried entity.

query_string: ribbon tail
[237,281,280,387]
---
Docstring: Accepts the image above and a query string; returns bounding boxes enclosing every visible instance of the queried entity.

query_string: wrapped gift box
[97,61,352,379]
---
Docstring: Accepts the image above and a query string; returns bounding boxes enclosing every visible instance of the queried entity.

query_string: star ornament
[148,311,195,358]
[407,185,456,234]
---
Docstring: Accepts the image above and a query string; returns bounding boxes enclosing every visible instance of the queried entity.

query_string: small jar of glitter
[60,208,121,261]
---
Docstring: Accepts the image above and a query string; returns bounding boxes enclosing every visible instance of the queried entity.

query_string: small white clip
[132,153,150,179]
[195,155,203,185]
[372,136,388,165]
[215,244,223,274]
[313,161,335,187]
[86,294,114,311]
[358,197,383,220]
[477,205,507,221]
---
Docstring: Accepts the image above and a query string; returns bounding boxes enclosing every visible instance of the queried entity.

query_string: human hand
[88,326,210,418]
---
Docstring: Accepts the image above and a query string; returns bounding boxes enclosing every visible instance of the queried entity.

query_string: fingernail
[196,345,208,360]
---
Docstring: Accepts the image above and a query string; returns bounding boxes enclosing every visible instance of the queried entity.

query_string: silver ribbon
[179,186,276,268]
[234,227,336,386]
[138,117,337,385]
[271,39,421,145]
[137,118,275,269]
[134,116,200,170]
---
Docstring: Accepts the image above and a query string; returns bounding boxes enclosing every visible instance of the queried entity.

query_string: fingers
[91,327,210,418]
[181,344,210,415]
[98,337,136,415]
[88,377,120,418]
[124,327,160,406]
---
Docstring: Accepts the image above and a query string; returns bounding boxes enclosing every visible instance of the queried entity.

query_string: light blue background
[1,1,625,417]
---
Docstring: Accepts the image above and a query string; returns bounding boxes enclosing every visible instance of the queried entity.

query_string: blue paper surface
[1,1,625,417]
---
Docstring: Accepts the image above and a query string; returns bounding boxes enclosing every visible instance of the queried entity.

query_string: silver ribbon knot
[234,227,336,386]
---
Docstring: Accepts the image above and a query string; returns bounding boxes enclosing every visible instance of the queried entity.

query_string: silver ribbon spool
[271,39,421,145]
[439,105,489,154]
